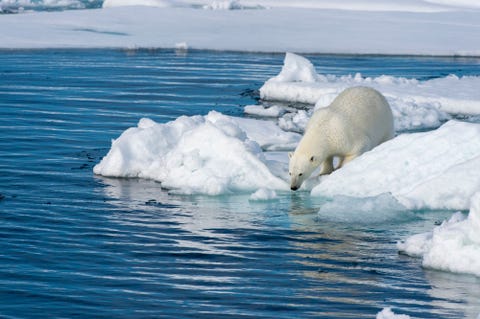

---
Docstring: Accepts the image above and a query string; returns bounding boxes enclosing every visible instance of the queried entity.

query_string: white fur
[289,86,394,190]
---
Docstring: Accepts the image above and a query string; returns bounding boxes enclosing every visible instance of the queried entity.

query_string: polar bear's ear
[310,156,315,162]
[288,152,293,159]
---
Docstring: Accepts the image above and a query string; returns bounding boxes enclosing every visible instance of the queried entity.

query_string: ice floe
[260,53,480,132]
[249,188,277,201]
[376,307,411,319]
[398,192,480,277]
[94,111,290,195]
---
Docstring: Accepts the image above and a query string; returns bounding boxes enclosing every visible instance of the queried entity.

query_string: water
[1,49,480,319]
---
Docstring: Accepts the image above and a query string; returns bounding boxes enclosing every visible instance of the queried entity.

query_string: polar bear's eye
[299,173,303,176]
[310,156,314,162]
[289,172,291,176]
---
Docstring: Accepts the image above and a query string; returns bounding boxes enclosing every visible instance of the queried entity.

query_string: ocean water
[1,49,480,319]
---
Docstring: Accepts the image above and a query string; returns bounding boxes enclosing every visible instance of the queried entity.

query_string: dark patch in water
[71,163,90,170]
[240,88,260,101]
[145,199,179,209]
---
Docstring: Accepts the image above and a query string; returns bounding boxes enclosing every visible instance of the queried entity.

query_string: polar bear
[289,86,394,190]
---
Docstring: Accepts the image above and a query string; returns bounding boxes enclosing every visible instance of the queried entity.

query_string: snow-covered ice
[244,104,285,118]
[260,53,479,132]
[398,192,480,277]
[93,111,290,195]
[1,0,480,55]
[102,0,480,12]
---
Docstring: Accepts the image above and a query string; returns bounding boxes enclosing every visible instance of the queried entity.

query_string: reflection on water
[426,270,480,319]
[96,176,479,319]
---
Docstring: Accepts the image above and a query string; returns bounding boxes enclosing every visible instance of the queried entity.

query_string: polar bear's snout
[290,185,299,191]
[290,177,300,191]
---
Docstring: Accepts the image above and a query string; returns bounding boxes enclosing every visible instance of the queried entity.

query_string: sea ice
[376,307,411,319]
[244,104,285,118]
[101,0,480,12]
[260,53,479,131]
[94,111,289,195]
[398,192,480,277]
[2,2,480,55]
[249,188,277,201]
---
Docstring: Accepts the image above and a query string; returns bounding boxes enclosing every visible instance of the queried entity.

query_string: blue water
[1,49,480,319]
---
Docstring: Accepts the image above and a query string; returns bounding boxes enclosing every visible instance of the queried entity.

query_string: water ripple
[1,49,480,318]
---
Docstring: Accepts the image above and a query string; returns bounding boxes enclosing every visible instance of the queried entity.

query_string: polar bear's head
[288,151,320,191]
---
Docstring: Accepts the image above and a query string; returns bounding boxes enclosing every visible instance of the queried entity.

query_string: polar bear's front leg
[318,156,334,175]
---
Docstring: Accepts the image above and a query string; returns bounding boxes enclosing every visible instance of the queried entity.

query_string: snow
[244,105,285,118]
[93,111,289,195]
[398,192,480,277]
[376,308,411,319]
[0,1,479,55]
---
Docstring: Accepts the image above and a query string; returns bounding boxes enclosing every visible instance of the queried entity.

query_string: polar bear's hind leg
[338,154,359,169]
[319,156,334,175]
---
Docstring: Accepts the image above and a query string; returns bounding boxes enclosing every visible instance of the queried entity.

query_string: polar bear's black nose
[291,186,299,191]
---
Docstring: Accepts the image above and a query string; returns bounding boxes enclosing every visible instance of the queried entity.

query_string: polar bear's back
[328,86,394,142]
[330,86,388,117]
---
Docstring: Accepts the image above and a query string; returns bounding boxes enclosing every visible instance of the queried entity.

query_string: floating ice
[249,188,277,201]
[268,52,319,84]
[376,307,411,319]
[398,192,480,277]
[94,111,289,195]
[202,0,243,10]
[244,104,285,117]
[230,116,300,151]
[311,120,480,210]
[278,110,310,133]
[260,53,480,132]
[175,41,188,50]
[317,194,410,224]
